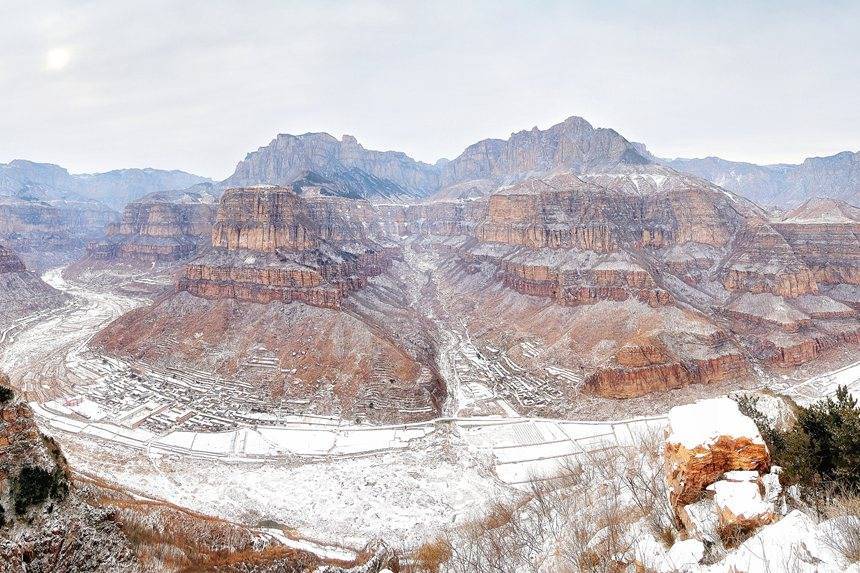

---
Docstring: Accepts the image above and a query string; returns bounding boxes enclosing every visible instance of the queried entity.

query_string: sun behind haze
[1,0,859,178]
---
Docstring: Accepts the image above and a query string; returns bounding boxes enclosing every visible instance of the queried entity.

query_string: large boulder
[665,398,770,509]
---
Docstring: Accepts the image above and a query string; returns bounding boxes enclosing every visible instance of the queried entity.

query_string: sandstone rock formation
[773,197,860,287]
[664,399,770,511]
[178,185,397,309]
[87,187,217,262]
[708,471,778,532]
[400,161,857,397]
[95,185,442,423]
[94,114,859,407]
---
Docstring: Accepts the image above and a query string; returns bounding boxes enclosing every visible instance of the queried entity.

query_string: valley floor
[1,259,858,555]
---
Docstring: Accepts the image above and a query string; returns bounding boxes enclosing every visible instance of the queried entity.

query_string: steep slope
[0,246,67,326]
[658,151,859,207]
[223,133,439,199]
[397,164,858,398]
[94,186,443,423]
[0,195,119,268]
[780,196,860,224]
[93,114,860,406]
[0,380,397,571]
[0,379,140,571]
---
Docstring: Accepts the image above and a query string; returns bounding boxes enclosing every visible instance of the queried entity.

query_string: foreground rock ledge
[665,398,771,509]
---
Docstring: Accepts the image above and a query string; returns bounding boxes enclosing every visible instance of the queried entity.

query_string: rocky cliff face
[396,163,857,398]
[0,380,141,572]
[87,189,217,262]
[439,115,649,191]
[0,196,119,267]
[664,398,771,510]
[95,187,442,424]
[221,116,654,202]
[179,186,395,309]
[93,114,860,405]
[223,133,439,199]
[770,198,860,287]
[658,150,859,208]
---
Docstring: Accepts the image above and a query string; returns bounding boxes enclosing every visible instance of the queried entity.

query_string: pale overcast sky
[1,1,858,179]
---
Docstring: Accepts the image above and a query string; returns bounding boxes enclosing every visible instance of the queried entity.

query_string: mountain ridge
[636,146,859,207]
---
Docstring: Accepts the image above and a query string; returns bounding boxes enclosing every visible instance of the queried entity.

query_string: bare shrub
[439,432,676,573]
[822,489,860,563]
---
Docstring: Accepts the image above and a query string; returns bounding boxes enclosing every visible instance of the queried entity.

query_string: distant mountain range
[223,116,651,201]
[2,117,857,209]
[0,160,211,211]
[223,117,857,207]
[633,146,859,208]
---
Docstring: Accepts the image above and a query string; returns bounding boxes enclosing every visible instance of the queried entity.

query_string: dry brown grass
[717,523,756,550]
[411,538,453,573]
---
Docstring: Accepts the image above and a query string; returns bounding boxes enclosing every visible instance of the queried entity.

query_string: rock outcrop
[178,186,396,309]
[664,398,771,510]
[0,246,68,325]
[439,115,648,192]
[708,471,778,532]
[0,379,141,572]
[586,352,748,399]
[402,164,858,395]
[87,188,217,262]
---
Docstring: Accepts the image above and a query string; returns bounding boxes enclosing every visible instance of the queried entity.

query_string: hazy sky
[1,1,858,179]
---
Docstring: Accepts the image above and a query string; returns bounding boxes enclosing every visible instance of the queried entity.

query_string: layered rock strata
[87,191,217,262]
[177,187,395,309]
[0,196,118,267]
